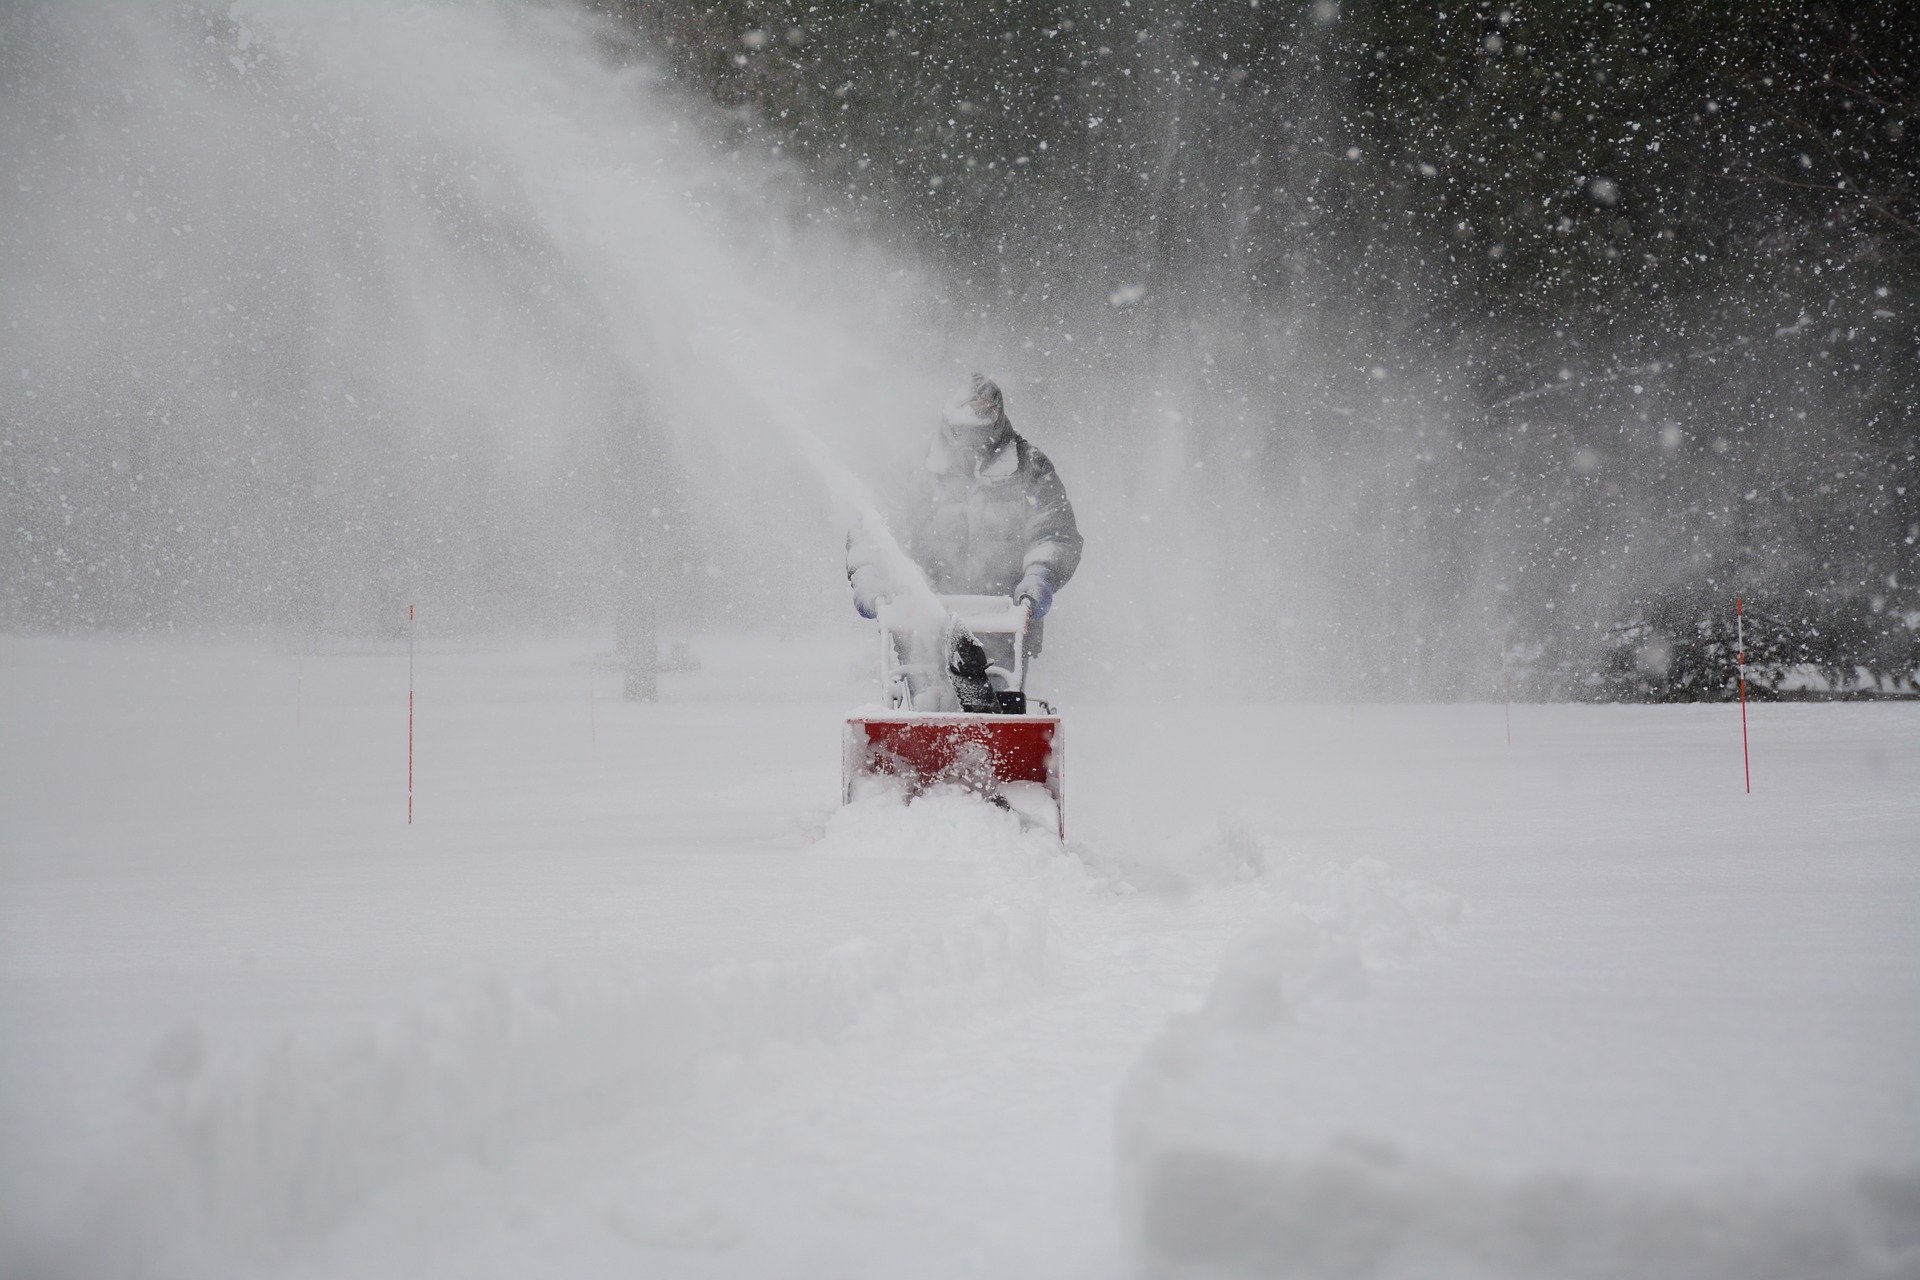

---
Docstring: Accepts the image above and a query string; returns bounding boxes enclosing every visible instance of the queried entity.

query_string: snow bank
[1116,856,1919,1279]
[1181,858,1462,1032]
[8,798,1055,1280]
[1128,1144,1917,1280]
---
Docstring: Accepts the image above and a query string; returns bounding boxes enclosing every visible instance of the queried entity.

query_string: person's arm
[846,528,889,619]
[1016,452,1082,616]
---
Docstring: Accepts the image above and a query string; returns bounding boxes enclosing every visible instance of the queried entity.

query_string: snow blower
[843,593,1064,838]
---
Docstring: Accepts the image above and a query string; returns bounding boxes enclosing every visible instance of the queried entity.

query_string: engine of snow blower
[843,594,1064,838]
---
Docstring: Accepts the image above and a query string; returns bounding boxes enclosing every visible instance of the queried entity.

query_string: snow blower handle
[874,594,1033,704]
[1007,596,1032,693]
[932,594,1030,689]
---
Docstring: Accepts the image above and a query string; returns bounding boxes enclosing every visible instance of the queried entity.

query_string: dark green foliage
[605,1,1917,318]
[1590,595,1920,701]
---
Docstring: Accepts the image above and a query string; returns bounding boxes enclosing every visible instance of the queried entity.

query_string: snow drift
[9,793,1057,1280]
[1116,857,1919,1280]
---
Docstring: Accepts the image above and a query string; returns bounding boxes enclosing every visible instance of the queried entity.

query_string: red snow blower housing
[843,594,1064,838]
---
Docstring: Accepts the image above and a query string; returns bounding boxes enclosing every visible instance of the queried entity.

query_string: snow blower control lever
[946,614,1026,715]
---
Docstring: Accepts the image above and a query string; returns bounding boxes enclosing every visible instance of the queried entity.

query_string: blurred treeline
[606,0,1920,698]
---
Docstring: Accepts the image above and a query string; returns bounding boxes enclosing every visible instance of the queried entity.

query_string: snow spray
[762,402,942,617]
[1735,597,1751,793]
[49,0,951,636]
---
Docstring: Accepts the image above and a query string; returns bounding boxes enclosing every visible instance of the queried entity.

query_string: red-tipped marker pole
[408,603,416,824]
[1735,597,1751,794]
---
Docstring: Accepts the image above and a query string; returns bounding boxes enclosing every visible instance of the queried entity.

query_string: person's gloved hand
[1014,570,1054,620]
[850,567,889,620]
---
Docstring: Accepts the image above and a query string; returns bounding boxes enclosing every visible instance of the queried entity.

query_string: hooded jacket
[848,419,1082,628]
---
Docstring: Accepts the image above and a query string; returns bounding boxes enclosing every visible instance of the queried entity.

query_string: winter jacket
[848,420,1082,636]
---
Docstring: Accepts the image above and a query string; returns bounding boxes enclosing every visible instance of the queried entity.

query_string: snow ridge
[1130,1145,1918,1280]
[1190,857,1463,1033]
[1116,857,1919,1280]
[10,799,1057,1280]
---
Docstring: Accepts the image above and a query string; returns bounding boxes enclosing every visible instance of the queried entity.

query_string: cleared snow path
[263,797,1440,1280]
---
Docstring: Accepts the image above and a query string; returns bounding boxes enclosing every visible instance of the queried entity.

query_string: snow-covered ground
[2,633,1914,1279]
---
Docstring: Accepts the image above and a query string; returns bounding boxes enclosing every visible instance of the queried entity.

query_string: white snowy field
[1,632,1914,1280]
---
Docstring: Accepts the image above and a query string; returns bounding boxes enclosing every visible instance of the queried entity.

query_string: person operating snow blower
[846,373,1082,704]
[842,374,1082,835]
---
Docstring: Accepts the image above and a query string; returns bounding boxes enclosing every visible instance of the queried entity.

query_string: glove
[1014,570,1054,620]
[851,567,889,620]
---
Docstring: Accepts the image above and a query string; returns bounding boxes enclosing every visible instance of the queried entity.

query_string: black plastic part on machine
[946,626,1028,715]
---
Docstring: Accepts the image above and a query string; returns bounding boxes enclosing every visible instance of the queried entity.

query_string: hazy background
[3,0,1914,700]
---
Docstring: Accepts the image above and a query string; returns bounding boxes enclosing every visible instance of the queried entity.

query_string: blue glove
[1015,570,1054,620]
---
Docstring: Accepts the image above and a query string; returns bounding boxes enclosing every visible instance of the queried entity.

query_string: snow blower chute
[843,594,1064,838]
